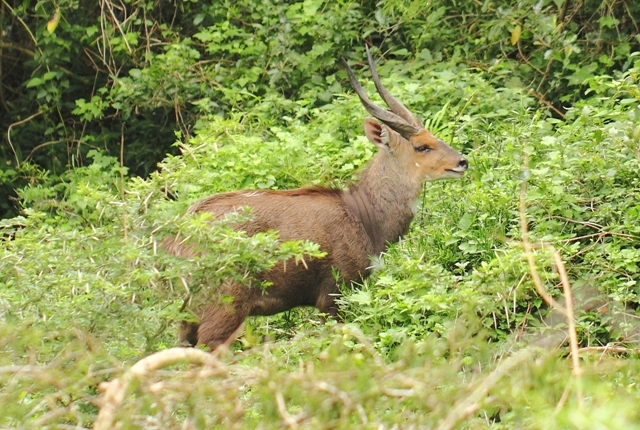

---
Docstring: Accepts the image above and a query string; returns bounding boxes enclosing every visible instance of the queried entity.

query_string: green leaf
[43,71,58,81]
[511,24,521,45]
[599,16,620,29]
[46,9,60,34]
[26,77,43,88]
[193,13,205,25]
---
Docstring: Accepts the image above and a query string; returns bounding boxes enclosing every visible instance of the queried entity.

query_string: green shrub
[1,33,639,428]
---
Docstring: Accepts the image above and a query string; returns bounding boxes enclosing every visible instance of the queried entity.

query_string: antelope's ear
[363,117,402,152]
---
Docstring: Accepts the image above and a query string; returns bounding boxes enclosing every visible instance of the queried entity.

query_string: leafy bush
[384,0,640,107]
[341,54,640,354]
[1,2,639,427]
[4,52,639,427]
[0,0,379,217]
[2,0,639,217]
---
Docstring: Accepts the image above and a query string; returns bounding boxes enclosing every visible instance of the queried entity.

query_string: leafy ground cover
[1,0,640,428]
[2,55,640,428]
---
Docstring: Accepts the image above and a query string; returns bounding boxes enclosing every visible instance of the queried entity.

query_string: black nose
[458,158,469,169]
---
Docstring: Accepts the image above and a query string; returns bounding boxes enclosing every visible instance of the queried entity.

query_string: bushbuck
[164,46,468,351]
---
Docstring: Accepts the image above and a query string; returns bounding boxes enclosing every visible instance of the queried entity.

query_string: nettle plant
[340,58,640,352]
[1,135,328,360]
[1,50,639,428]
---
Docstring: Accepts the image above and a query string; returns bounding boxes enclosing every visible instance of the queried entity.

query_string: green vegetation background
[1,0,640,428]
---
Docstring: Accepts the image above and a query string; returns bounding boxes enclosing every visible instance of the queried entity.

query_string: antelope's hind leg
[179,321,200,346]
[196,302,249,352]
[315,285,342,322]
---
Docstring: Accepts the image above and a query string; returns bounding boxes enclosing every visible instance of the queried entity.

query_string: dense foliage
[1,0,639,428]
[2,0,639,217]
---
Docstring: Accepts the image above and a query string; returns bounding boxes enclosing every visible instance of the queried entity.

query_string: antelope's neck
[343,154,422,256]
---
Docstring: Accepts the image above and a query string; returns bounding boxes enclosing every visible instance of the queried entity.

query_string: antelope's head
[344,47,468,184]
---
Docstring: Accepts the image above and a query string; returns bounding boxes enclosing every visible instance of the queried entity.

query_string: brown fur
[164,64,468,351]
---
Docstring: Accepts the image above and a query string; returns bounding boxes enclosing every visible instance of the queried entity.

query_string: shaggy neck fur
[343,151,422,256]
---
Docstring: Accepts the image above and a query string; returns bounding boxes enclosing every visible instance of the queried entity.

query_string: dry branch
[519,170,584,408]
[435,347,539,430]
[93,347,225,430]
[437,166,589,429]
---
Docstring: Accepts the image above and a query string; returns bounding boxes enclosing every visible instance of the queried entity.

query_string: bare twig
[572,346,640,357]
[519,164,584,409]
[102,0,133,54]
[550,243,583,384]
[436,169,589,429]
[94,348,225,430]
[0,41,36,56]
[557,0,571,28]
[516,41,545,75]
[1,0,39,48]
[623,0,639,33]
[435,347,539,430]
[274,388,300,429]
[23,140,64,164]
[7,111,46,167]
[554,380,573,414]
[526,89,566,119]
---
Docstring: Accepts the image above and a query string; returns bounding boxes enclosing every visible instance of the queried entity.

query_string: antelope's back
[185,187,374,283]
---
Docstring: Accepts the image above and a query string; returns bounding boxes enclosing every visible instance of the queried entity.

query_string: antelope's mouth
[445,168,467,177]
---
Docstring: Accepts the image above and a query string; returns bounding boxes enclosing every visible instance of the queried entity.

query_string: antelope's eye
[413,145,431,153]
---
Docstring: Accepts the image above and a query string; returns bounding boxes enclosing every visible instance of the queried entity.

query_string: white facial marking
[415,162,420,167]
